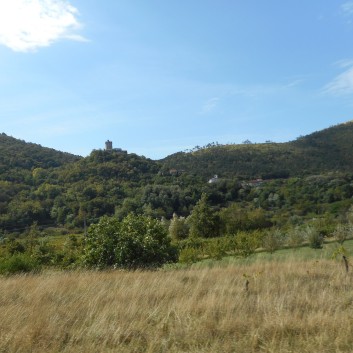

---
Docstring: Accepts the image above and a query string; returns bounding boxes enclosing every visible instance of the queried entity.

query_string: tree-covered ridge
[161,121,353,179]
[0,133,81,182]
[2,122,353,234]
[0,147,164,232]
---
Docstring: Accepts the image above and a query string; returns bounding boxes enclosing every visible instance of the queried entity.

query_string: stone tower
[105,140,113,151]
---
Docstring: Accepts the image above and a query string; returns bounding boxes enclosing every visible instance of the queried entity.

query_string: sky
[1,0,353,159]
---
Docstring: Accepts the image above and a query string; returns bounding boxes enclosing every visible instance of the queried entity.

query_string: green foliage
[31,238,56,265]
[219,203,271,234]
[0,253,40,275]
[5,239,26,255]
[189,193,220,238]
[287,227,305,249]
[162,121,353,179]
[234,231,262,257]
[47,235,84,269]
[3,123,353,267]
[305,226,324,249]
[333,224,350,245]
[178,247,200,264]
[331,245,349,260]
[168,213,189,240]
[205,239,227,260]
[84,216,121,268]
[84,214,178,269]
[262,228,285,254]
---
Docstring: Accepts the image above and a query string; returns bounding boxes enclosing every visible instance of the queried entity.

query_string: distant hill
[161,121,353,179]
[56,148,160,185]
[2,122,353,232]
[0,133,81,182]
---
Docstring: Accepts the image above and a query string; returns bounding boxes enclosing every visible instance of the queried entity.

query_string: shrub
[305,226,323,249]
[169,213,189,240]
[0,254,40,275]
[206,239,227,260]
[178,247,200,264]
[333,224,349,245]
[287,227,305,249]
[31,239,56,265]
[235,230,262,258]
[188,193,220,238]
[84,214,178,269]
[5,239,26,255]
[262,228,284,254]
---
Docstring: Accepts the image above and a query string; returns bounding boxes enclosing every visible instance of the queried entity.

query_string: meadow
[0,248,352,353]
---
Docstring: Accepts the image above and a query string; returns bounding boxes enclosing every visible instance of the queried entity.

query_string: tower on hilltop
[105,140,113,151]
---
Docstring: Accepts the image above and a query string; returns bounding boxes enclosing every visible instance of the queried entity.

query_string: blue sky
[1,0,353,159]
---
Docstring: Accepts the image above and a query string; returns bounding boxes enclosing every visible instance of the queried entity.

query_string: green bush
[333,224,349,245]
[169,213,189,240]
[206,240,227,260]
[234,230,262,257]
[0,254,40,275]
[305,226,323,249]
[5,239,26,255]
[84,214,178,269]
[178,247,200,264]
[188,193,220,238]
[262,228,285,254]
[287,227,305,249]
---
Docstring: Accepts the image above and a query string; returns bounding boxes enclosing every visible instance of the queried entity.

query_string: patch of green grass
[186,238,353,269]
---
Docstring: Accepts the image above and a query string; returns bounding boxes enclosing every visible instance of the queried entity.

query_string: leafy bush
[287,227,305,249]
[31,239,56,265]
[188,193,220,238]
[332,224,349,245]
[262,228,285,254]
[5,239,26,255]
[0,254,40,275]
[84,214,178,269]
[305,226,323,249]
[234,230,262,257]
[206,239,227,260]
[178,247,200,264]
[169,213,189,240]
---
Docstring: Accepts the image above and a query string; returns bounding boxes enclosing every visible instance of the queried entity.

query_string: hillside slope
[161,121,353,179]
[0,133,81,182]
[1,122,353,232]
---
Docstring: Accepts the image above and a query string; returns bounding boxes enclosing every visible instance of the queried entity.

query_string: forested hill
[0,133,81,181]
[2,121,353,232]
[161,121,353,179]
[0,142,162,231]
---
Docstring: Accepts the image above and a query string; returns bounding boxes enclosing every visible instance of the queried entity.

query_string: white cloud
[335,58,353,68]
[323,65,353,96]
[341,1,353,16]
[0,0,86,52]
[200,97,220,114]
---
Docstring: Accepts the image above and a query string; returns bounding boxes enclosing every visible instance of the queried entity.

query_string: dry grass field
[0,259,352,353]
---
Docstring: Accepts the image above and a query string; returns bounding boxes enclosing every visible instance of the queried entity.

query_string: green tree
[234,230,262,258]
[287,227,305,249]
[84,216,120,267]
[262,228,284,254]
[25,222,40,254]
[84,214,177,269]
[305,226,323,249]
[169,213,189,240]
[188,193,219,238]
[333,224,349,245]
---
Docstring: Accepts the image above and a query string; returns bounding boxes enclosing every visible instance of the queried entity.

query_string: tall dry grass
[0,259,352,352]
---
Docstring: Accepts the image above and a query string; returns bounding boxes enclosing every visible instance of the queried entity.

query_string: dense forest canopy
[1,122,353,235]
[162,121,353,178]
